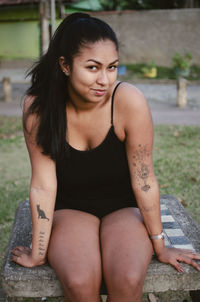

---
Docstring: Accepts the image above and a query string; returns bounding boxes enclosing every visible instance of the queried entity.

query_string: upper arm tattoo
[132,144,151,192]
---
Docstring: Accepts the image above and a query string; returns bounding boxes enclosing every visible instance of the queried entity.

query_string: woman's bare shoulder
[115,82,153,146]
[23,95,39,134]
[115,82,150,122]
[116,82,147,109]
[23,94,36,113]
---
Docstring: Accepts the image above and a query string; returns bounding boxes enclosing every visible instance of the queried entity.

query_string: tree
[99,0,200,10]
[99,0,143,10]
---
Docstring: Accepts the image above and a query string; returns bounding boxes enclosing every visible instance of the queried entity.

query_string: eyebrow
[86,59,119,65]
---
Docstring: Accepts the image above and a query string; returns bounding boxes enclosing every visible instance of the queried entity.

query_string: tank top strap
[111,81,123,126]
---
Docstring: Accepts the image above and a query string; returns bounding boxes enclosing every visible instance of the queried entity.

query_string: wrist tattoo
[38,231,46,256]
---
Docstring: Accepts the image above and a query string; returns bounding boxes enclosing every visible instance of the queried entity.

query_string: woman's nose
[96,70,108,85]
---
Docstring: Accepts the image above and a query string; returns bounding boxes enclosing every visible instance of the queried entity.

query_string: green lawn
[154,125,200,225]
[0,116,199,302]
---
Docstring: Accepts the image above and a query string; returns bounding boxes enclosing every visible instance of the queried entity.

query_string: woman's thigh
[100,207,153,291]
[48,209,102,291]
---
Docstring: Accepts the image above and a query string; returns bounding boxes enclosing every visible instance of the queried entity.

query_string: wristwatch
[150,231,165,240]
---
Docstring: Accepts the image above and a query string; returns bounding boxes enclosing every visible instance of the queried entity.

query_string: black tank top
[55,82,137,217]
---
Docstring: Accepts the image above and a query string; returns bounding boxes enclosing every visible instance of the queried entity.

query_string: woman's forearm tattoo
[139,164,151,192]
[132,144,151,192]
[38,231,45,256]
[36,204,49,221]
[36,203,49,256]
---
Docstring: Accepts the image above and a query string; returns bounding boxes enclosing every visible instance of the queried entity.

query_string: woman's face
[61,39,119,105]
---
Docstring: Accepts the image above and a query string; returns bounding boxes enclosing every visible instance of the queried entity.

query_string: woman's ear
[59,56,70,76]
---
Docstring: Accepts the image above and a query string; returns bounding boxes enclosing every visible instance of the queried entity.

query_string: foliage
[99,0,123,10]
[99,0,189,11]
[190,64,200,79]
[141,60,156,74]
[172,52,193,71]
[120,62,200,80]
[139,0,188,9]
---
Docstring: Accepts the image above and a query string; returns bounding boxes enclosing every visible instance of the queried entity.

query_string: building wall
[92,8,200,66]
[0,8,199,66]
[0,21,40,59]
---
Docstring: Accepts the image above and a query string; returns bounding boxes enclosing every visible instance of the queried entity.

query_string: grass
[122,63,200,81]
[154,125,200,224]
[0,116,199,302]
[0,117,30,267]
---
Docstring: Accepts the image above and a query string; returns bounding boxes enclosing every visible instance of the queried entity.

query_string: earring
[63,70,69,76]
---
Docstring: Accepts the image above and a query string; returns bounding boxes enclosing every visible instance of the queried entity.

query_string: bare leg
[100,207,153,302]
[48,209,102,302]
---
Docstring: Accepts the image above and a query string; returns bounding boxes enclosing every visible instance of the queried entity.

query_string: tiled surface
[161,200,195,251]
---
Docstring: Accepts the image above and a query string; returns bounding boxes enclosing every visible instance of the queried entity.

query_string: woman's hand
[156,246,200,272]
[11,246,46,268]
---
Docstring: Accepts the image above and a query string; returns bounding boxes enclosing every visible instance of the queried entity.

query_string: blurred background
[0,1,200,301]
[0,0,200,70]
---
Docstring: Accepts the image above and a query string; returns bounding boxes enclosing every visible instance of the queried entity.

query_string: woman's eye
[109,65,118,70]
[87,66,97,70]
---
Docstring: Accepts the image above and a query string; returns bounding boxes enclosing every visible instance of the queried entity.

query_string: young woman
[11,13,200,302]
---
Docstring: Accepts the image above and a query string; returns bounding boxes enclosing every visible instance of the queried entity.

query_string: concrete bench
[1,195,200,301]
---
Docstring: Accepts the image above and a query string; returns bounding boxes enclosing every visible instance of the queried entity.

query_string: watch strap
[150,231,165,240]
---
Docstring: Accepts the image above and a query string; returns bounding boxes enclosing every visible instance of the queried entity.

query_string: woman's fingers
[158,247,200,272]
[10,246,32,265]
[176,253,200,271]
[11,249,22,257]
[24,246,31,251]
[11,246,31,255]
[177,248,200,258]
[179,248,196,254]
[11,254,25,266]
[14,246,24,251]
[185,252,200,260]
[171,259,184,273]
[11,254,19,263]
[10,246,45,267]
[177,249,200,270]
[10,250,31,267]
[169,249,200,272]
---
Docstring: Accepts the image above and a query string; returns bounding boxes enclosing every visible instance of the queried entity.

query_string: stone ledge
[1,195,200,298]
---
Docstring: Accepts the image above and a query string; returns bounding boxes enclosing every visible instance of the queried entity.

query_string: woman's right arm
[11,96,57,267]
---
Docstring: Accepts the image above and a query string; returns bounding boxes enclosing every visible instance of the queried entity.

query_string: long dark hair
[24,12,119,161]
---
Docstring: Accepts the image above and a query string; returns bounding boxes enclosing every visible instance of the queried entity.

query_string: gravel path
[136,83,200,125]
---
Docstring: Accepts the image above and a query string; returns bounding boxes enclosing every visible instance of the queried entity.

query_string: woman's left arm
[123,83,200,272]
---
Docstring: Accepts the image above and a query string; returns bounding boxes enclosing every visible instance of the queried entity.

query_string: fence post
[2,77,12,102]
[176,77,187,108]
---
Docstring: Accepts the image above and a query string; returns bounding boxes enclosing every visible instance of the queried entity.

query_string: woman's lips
[92,89,106,96]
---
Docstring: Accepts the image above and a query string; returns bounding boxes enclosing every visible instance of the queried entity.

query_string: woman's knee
[61,270,101,298]
[110,269,145,295]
